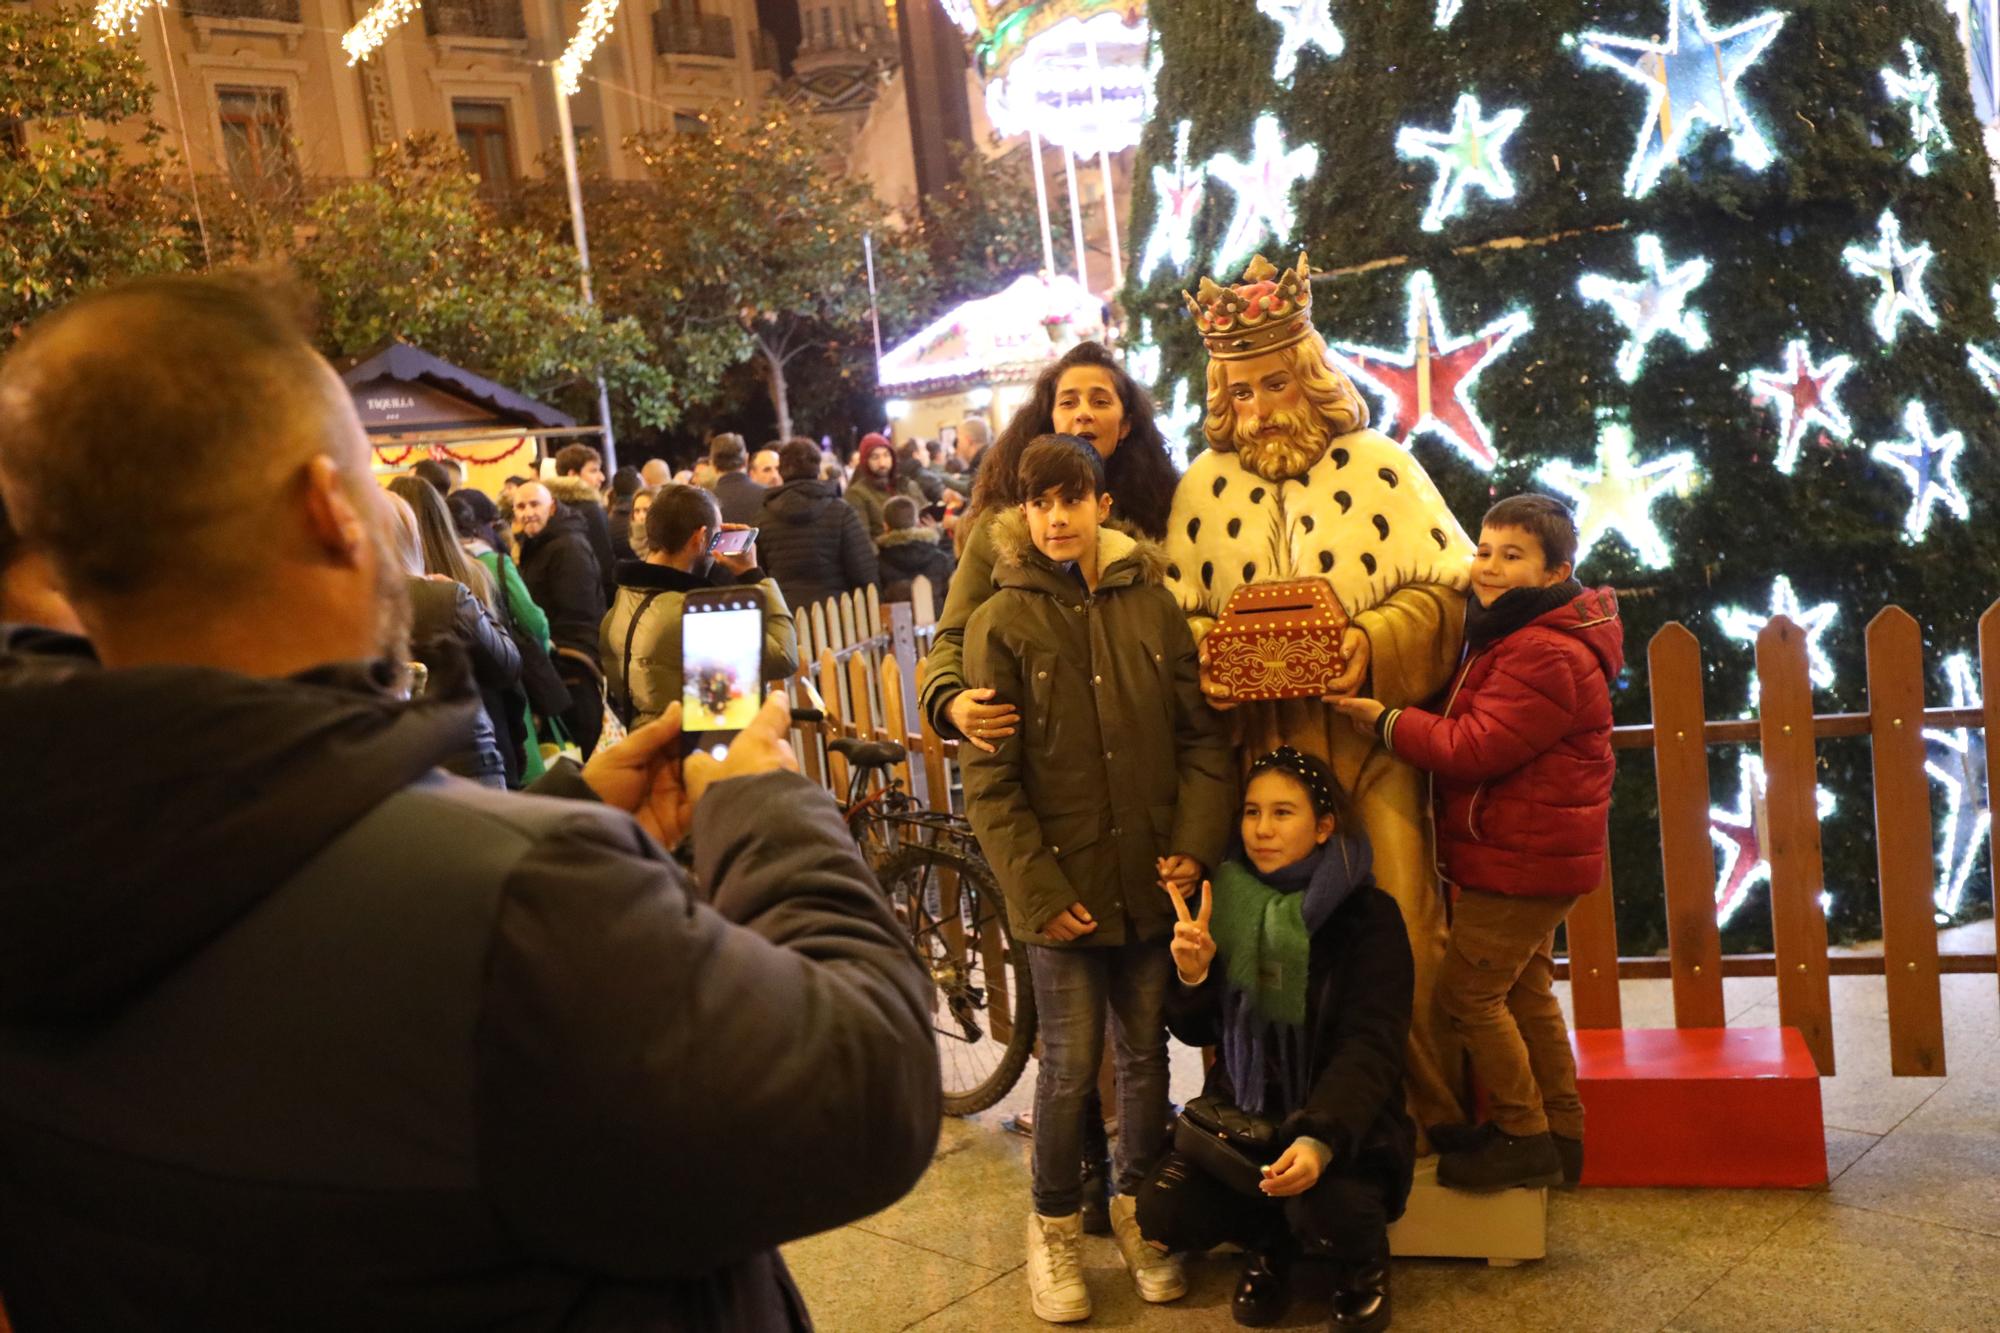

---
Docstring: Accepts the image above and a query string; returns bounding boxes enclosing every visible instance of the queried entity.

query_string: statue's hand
[1197,636,1241,712]
[1320,625,1372,700]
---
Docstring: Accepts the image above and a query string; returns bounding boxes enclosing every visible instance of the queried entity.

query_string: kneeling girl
[1135,748,1416,1332]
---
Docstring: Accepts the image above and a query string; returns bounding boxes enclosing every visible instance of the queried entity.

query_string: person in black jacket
[876,495,956,606]
[1136,748,1415,1333]
[755,437,878,618]
[709,433,767,527]
[514,481,608,758]
[0,273,940,1332]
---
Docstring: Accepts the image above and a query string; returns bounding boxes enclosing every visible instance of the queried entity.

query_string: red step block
[1571,1027,1826,1188]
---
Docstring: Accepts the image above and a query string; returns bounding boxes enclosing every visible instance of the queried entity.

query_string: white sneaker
[1109,1193,1187,1303]
[1026,1211,1092,1323]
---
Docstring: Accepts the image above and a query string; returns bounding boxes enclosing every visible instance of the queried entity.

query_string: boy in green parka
[962,433,1235,1325]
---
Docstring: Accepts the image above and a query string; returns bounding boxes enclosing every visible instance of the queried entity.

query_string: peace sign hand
[1164,878,1216,985]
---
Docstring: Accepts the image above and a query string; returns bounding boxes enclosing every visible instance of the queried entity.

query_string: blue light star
[1395,93,1526,233]
[1871,401,1970,541]
[1577,233,1712,382]
[1578,0,1789,198]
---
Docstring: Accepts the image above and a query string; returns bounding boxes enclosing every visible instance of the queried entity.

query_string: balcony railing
[422,0,527,41]
[653,10,735,60]
[181,0,303,21]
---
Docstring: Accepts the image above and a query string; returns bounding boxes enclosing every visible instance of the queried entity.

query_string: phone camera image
[682,597,763,734]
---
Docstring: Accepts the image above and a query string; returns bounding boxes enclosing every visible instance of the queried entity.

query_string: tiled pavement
[786,932,2000,1332]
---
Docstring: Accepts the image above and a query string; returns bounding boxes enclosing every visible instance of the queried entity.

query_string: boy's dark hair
[777,438,822,482]
[884,495,920,530]
[647,483,721,555]
[553,443,601,477]
[1482,494,1579,569]
[709,433,748,471]
[1248,746,1357,836]
[411,459,456,496]
[1017,434,1105,504]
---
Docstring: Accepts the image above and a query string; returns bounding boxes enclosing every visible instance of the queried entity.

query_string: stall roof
[878,273,1108,396]
[338,342,577,434]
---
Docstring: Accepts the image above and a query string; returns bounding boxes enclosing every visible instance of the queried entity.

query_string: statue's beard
[1231,406,1332,482]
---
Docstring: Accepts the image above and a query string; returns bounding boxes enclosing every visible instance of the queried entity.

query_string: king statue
[1166,253,1475,1136]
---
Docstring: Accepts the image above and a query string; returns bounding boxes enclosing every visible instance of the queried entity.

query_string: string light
[343,0,422,63]
[1536,422,1698,570]
[1576,233,1712,383]
[1924,653,1991,916]
[1205,113,1321,272]
[1843,209,1938,345]
[1435,0,1465,27]
[1138,121,1206,284]
[1395,92,1525,233]
[1744,339,1854,475]
[92,0,157,35]
[1256,0,1343,85]
[556,0,625,97]
[1870,400,1970,542]
[1882,38,1952,176]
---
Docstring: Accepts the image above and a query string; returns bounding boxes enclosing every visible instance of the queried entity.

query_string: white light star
[1139,121,1206,284]
[1969,341,2000,398]
[1577,0,1789,199]
[1330,270,1532,472]
[1205,114,1322,273]
[1156,379,1203,471]
[1125,318,1162,390]
[1257,0,1344,84]
[1536,422,1698,571]
[1716,575,1839,708]
[1924,652,1992,916]
[1843,209,1938,345]
[1883,39,1953,176]
[1577,233,1712,383]
[1744,338,1854,474]
[1871,400,1971,542]
[1395,93,1527,233]
[1436,0,1466,27]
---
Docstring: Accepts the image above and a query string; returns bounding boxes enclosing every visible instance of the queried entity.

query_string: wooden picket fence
[791,591,2000,1081]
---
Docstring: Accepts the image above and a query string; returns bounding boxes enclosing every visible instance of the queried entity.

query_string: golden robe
[1164,428,1475,1137]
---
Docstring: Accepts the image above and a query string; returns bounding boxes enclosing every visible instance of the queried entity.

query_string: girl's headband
[1248,745,1339,816]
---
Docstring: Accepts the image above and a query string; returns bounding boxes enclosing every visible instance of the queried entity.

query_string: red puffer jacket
[1384,586,1624,897]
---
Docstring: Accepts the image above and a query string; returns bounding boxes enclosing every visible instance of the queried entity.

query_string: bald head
[513,482,554,537]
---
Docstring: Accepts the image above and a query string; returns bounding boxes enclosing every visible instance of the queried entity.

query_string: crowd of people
[0,262,1624,1333]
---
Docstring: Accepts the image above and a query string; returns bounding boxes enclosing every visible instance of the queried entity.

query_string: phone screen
[711,527,758,556]
[682,592,763,734]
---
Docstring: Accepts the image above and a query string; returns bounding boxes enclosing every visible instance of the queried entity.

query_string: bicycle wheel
[873,844,1036,1116]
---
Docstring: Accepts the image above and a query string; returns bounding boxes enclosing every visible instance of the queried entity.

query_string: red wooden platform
[1571,1027,1826,1188]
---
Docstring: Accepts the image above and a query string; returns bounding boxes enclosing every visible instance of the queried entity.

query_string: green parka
[961,511,1236,947]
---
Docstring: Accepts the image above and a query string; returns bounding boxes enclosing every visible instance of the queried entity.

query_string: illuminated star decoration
[1716,574,1839,707]
[1330,270,1531,471]
[1577,233,1712,382]
[1536,423,1698,570]
[1709,750,1839,926]
[1139,121,1206,284]
[1395,93,1526,233]
[1968,340,2000,398]
[1205,114,1322,273]
[1843,209,1938,345]
[1924,652,1992,917]
[1882,39,1953,176]
[1744,339,1854,474]
[1436,0,1466,27]
[1156,379,1204,471]
[1870,400,1970,541]
[1577,0,1789,198]
[1257,0,1344,84]
[1125,319,1163,390]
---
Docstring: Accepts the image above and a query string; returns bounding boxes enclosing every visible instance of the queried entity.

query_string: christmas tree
[1126,0,2000,954]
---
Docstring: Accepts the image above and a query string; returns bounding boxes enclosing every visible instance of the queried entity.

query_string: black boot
[1079,1152,1111,1236]
[1437,1128,1564,1192]
[1231,1248,1291,1327]
[1552,1132,1584,1188]
[1328,1261,1390,1332]
[1424,1121,1494,1155]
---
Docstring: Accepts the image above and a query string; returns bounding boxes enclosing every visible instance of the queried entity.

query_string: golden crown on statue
[1183,253,1318,361]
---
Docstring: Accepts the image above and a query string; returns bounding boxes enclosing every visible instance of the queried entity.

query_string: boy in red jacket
[1335,495,1623,1192]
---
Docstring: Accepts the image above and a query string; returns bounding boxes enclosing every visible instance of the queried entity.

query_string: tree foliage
[903,142,1075,315]
[1,6,187,339]
[296,134,674,431]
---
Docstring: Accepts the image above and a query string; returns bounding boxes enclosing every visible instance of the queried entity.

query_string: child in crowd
[1335,495,1623,1192]
[961,434,1235,1324]
[1136,747,1414,1333]
[876,494,957,606]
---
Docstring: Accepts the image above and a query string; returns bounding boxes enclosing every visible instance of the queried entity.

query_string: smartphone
[681,587,764,754]
[711,526,758,557]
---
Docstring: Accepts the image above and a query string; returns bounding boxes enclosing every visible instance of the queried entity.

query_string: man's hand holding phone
[712,523,759,576]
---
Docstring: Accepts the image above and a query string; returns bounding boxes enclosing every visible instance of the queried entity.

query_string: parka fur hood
[984,508,1171,591]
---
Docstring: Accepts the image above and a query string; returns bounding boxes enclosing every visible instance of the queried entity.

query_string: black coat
[876,528,957,606]
[712,470,769,528]
[0,643,942,1332]
[518,503,607,663]
[755,480,879,616]
[1166,880,1418,1219]
[408,576,523,787]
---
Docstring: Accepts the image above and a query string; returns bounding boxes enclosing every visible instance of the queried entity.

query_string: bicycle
[818,731,1037,1116]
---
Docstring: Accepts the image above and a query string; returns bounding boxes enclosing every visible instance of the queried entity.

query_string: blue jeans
[1026,939,1174,1216]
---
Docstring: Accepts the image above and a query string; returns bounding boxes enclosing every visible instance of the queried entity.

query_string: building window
[674,111,705,133]
[452,100,515,194]
[216,86,293,185]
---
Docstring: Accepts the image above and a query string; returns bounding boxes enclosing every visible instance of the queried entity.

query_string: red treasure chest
[1204,579,1350,701]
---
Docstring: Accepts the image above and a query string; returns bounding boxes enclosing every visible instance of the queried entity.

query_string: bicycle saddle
[828,737,907,767]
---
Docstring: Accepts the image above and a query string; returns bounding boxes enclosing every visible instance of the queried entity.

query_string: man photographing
[0,275,940,1331]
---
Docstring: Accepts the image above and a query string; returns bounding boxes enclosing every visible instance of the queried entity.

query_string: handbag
[1172,1094,1284,1198]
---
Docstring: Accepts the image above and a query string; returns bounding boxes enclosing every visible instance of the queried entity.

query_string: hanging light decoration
[343,0,423,64]
[556,0,624,96]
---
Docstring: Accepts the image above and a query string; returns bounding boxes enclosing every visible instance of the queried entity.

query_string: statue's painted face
[1223,349,1308,437]
[1216,346,1331,482]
